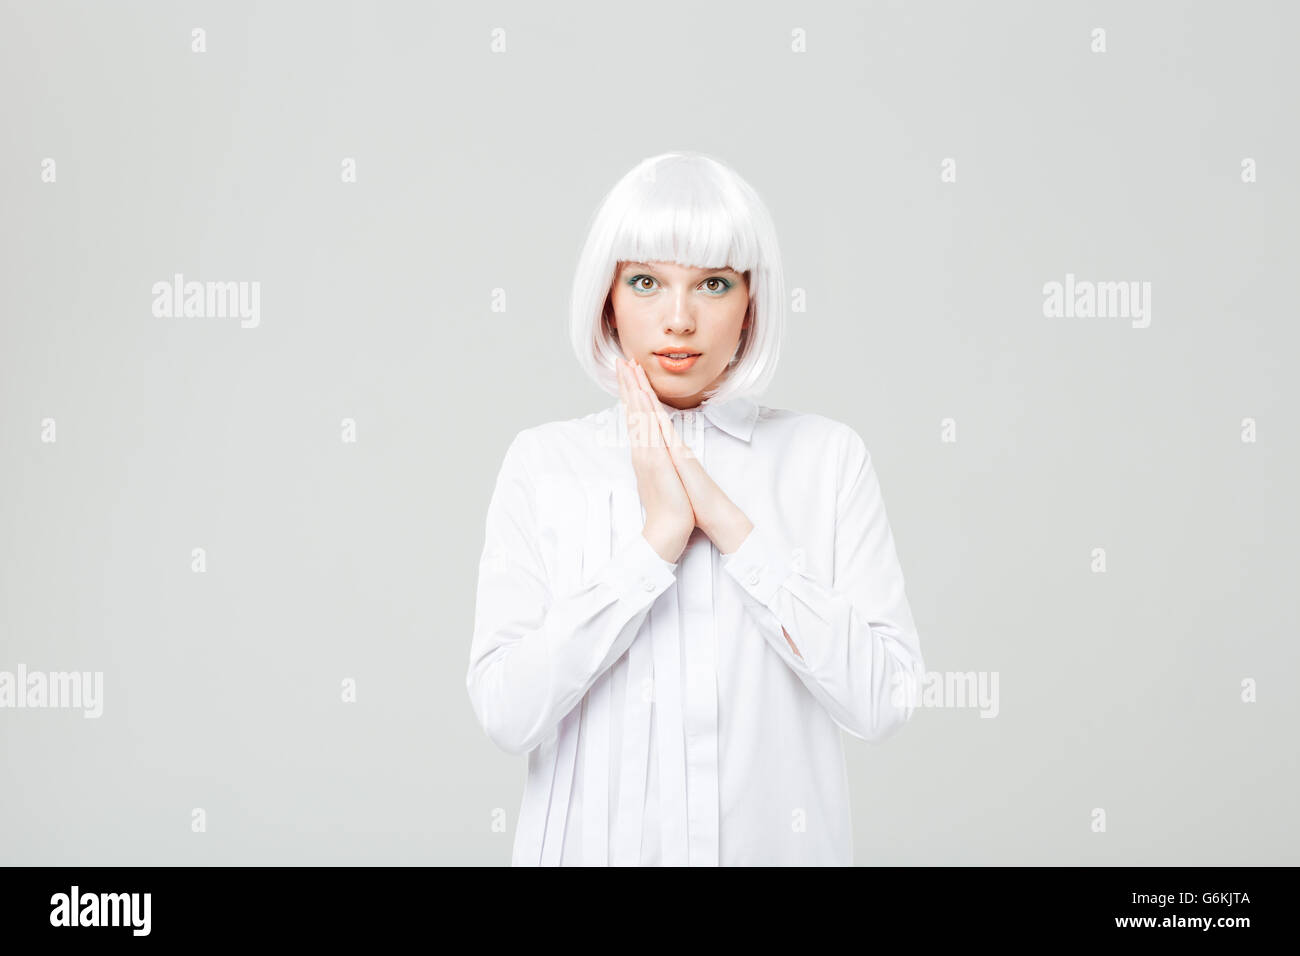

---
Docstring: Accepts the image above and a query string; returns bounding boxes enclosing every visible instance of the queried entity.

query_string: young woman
[467,152,925,866]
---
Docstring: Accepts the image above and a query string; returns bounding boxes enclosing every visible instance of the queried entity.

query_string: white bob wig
[568,151,786,407]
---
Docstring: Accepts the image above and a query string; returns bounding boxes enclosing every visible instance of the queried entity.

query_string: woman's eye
[627,275,732,295]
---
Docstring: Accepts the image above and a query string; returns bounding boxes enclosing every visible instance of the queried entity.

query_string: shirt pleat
[580,485,614,865]
[650,580,689,865]
[612,483,652,865]
[540,709,579,865]
[517,733,556,865]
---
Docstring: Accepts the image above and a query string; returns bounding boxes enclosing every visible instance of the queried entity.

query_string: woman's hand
[627,360,755,556]
[618,358,695,564]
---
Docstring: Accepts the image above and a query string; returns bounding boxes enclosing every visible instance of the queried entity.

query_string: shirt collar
[605,393,760,444]
[691,392,760,442]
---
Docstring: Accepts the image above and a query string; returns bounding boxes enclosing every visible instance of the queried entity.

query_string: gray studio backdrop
[2,0,1296,866]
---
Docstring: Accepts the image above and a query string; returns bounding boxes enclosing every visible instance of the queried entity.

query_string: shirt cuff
[721,523,799,608]
[595,530,678,602]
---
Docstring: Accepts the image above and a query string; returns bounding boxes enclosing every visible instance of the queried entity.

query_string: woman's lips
[653,352,701,372]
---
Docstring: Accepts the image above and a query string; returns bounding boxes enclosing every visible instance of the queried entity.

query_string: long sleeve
[466,431,678,757]
[720,426,925,743]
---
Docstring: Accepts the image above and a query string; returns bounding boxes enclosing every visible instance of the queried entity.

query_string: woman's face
[606,259,751,409]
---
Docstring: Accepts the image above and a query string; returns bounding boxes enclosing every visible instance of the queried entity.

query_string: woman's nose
[664,299,696,334]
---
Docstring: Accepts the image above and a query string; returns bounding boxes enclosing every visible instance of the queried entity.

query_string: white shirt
[466,392,925,866]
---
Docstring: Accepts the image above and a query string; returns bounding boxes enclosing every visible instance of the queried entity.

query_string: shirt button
[642,577,655,591]
[747,570,760,586]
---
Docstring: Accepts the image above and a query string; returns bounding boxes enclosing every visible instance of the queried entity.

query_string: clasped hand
[616,357,753,564]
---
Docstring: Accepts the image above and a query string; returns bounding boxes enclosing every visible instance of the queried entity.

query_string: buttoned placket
[675,410,721,866]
